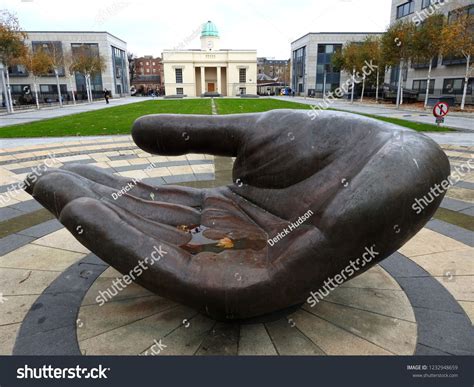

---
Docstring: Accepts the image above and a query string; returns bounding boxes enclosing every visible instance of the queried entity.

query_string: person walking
[104,88,110,104]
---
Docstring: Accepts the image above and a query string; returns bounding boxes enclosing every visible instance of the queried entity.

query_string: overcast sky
[1,0,392,58]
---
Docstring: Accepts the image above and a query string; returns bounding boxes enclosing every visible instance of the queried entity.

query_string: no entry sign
[433,102,449,118]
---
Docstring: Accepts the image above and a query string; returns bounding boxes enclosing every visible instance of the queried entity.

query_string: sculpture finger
[30,170,201,226]
[132,114,257,157]
[58,197,197,302]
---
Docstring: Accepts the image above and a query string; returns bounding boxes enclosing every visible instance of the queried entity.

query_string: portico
[162,21,256,97]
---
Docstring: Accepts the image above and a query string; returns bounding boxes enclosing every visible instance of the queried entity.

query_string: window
[422,0,432,9]
[176,87,183,95]
[412,79,435,93]
[10,84,30,94]
[8,64,28,77]
[146,69,150,73]
[443,78,473,95]
[239,68,246,83]
[239,87,246,95]
[397,1,415,18]
[146,62,149,65]
[152,62,155,66]
[39,84,67,94]
[32,41,65,76]
[175,68,183,83]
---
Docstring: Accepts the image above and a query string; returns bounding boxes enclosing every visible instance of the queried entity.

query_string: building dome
[201,21,219,37]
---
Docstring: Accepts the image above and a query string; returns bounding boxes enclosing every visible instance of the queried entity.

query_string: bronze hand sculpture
[25,110,450,320]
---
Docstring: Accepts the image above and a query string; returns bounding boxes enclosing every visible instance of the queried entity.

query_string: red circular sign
[433,102,449,118]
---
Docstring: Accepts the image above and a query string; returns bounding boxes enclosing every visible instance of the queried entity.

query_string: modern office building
[162,21,257,96]
[131,55,164,95]
[7,31,129,104]
[389,0,473,104]
[290,32,382,97]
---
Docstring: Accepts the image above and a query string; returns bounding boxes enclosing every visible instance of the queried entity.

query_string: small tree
[363,36,385,103]
[441,8,473,110]
[333,42,364,103]
[21,46,52,109]
[70,45,106,103]
[0,9,27,112]
[413,13,445,108]
[40,42,65,107]
[382,19,416,108]
[63,50,77,104]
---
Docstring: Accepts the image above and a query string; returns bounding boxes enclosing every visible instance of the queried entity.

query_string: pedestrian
[104,89,109,104]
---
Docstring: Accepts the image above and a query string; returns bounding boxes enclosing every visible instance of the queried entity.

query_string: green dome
[201,21,219,37]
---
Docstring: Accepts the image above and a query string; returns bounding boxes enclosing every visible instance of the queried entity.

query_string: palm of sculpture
[25,110,450,320]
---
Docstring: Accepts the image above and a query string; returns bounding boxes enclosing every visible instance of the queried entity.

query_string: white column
[200,66,205,95]
[216,66,221,94]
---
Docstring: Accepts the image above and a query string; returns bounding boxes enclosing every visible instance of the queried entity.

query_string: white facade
[162,22,257,97]
[8,31,129,102]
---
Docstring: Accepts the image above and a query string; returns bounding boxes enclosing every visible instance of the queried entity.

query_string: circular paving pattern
[0,138,473,356]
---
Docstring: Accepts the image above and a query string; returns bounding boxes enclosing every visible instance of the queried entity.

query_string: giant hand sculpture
[25,110,450,320]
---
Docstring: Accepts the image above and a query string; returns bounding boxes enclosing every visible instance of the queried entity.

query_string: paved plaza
[0,134,472,356]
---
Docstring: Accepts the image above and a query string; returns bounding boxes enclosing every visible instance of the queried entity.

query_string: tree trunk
[33,81,40,110]
[461,54,471,110]
[360,77,365,102]
[5,68,14,113]
[87,75,93,103]
[375,68,380,103]
[54,69,63,107]
[351,67,355,104]
[396,62,403,109]
[424,59,433,109]
[0,68,11,114]
[69,74,76,105]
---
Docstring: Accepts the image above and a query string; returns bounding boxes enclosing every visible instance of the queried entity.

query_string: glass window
[239,68,246,83]
[176,87,183,95]
[443,78,465,94]
[32,41,65,76]
[422,0,431,9]
[175,68,183,83]
[412,79,434,93]
[397,1,415,18]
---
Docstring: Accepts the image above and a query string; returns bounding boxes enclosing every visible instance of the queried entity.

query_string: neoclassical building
[162,21,257,96]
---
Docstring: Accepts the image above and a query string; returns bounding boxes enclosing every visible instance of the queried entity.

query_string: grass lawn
[0,98,451,138]
[0,99,212,138]
[214,98,312,114]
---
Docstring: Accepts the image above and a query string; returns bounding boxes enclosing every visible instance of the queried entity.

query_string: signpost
[433,102,449,126]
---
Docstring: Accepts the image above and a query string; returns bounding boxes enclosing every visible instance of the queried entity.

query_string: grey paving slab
[460,206,474,216]
[162,174,197,184]
[194,173,215,181]
[265,318,325,355]
[441,197,474,212]
[17,219,63,238]
[453,181,474,190]
[142,177,165,186]
[0,233,35,255]
[13,254,107,355]
[425,219,473,247]
[195,322,239,356]
[0,207,22,221]
[380,253,474,355]
[9,199,42,213]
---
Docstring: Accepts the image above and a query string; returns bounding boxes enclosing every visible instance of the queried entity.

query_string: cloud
[4,0,391,58]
